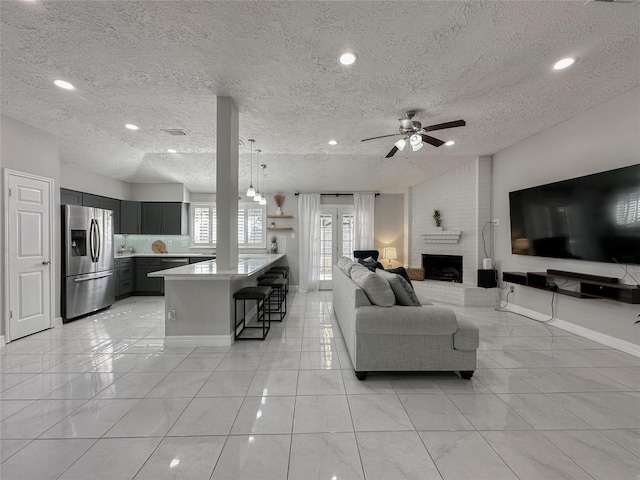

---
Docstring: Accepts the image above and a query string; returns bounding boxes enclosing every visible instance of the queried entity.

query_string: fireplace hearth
[422,254,463,283]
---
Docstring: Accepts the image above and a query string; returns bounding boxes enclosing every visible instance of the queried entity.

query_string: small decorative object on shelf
[433,209,442,228]
[269,236,279,254]
[270,221,275,228]
[274,193,285,216]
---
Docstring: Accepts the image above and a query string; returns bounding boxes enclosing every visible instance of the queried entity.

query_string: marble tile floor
[1,293,639,479]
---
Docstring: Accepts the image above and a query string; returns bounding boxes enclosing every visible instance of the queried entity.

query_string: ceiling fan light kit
[361,110,466,158]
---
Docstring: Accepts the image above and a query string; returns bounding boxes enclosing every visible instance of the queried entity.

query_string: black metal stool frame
[234,290,271,340]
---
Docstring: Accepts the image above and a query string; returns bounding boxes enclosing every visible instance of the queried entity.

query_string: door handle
[42,261,51,265]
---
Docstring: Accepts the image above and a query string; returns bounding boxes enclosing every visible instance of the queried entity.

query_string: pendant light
[259,163,267,205]
[246,139,256,197]
[253,149,262,202]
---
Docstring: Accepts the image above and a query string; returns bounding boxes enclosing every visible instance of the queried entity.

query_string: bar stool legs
[234,286,273,340]
[257,277,287,322]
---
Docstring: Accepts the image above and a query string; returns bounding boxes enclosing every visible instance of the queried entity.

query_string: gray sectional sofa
[332,263,479,380]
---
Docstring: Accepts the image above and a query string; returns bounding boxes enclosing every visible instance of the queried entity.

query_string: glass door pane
[319,213,333,282]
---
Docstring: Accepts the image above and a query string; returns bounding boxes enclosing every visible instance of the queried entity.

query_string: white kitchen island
[149,253,286,345]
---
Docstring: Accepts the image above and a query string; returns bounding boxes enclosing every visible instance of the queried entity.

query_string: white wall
[408,157,492,285]
[1,115,61,334]
[60,163,131,200]
[131,183,190,202]
[493,86,640,345]
[374,194,405,269]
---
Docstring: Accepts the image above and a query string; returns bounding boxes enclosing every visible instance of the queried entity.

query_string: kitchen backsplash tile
[114,234,193,254]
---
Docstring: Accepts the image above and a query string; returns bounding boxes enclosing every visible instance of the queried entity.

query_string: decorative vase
[270,242,278,254]
[277,207,283,216]
[434,226,443,231]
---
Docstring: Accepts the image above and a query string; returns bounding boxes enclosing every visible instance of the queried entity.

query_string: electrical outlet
[509,286,515,292]
[167,240,173,247]
[167,310,176,321]
[492,218,500,226]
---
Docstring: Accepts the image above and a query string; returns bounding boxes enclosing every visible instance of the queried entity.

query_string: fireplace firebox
[422,254,463,283]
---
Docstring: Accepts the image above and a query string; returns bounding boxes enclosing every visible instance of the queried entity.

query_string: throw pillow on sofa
[350,266,395,307]
[337,256,357,275]
[385,266,413,287]
[376,269,422,306]
[357,258,385,272]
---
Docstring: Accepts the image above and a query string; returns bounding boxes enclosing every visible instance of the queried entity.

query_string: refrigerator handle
[95,218,101,261]
[89,219,97,262]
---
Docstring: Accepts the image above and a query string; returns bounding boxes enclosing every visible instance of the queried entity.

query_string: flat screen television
[509,164,640,265]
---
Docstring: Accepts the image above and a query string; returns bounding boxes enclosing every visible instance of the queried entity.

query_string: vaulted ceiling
[2,1,639,193]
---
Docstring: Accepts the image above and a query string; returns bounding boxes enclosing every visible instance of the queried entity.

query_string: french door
[319,206,354,289]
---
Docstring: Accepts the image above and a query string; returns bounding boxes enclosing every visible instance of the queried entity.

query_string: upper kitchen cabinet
[141,202,188,235]
[120,201,141,234]
[82,193,121,234]
[60,188,82,206]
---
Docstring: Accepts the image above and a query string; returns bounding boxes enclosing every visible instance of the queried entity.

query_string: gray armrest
[453,316,480,350]
[355,305,458,336]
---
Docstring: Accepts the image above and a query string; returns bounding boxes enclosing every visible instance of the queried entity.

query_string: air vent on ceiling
[588,0,638,3]
[161,129,188,136]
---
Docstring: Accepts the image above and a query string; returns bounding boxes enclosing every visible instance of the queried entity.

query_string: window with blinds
[191,202,264,248]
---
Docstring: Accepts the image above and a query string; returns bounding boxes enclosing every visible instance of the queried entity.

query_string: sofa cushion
[355,305,459,335]
[337,256,357,275]
[358,258,385,272]
[350,267,395,307]
[386,266,413,287]
[375,269,421,306]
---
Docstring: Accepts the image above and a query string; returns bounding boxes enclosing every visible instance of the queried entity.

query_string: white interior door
[319,206,354,290]
[5,169,54,341]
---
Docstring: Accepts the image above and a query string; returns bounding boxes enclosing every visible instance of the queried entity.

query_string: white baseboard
[164,334,233,347]
[506,304,640,358]
[0,335,5,347]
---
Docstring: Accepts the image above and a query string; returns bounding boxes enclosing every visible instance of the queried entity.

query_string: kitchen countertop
[148,253,285,278]
[114,253,216,259]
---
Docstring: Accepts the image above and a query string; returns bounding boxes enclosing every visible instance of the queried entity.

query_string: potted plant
[433,209,442,229]
[269,235,278,254]
[274,194,285,216]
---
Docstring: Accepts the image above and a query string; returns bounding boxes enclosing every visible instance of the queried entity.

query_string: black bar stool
[234,286,272,340]
[257,277,287,322]
[268,266,290,293]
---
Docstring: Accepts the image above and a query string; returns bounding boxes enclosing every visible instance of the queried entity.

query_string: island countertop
[148,253,285,279]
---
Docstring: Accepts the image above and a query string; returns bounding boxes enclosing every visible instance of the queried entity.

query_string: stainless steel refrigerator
[62,205,115,321]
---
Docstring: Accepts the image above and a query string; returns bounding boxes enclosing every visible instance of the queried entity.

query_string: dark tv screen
[509,164,640,265]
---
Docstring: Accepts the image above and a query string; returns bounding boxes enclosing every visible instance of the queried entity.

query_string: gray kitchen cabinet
[82,193,122,234]
[162,203,189,235]
[141,202,188,235]
[60,188,83,205]
[120,201,141,234]
[115,257,134,298]
[135,257,163,294]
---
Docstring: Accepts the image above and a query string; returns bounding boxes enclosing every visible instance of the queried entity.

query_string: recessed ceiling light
[54,79,75,90]
[445,140,455,146]
[167,149,177,153]
[553,57,575,70]
[125,124,139,130]
[339,52,357,66]
[328,140,338,145]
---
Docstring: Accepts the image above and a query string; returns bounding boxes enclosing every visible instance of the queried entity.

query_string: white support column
[216,97,239,270]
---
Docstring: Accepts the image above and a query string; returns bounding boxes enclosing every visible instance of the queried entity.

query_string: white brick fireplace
[406,156,498,306]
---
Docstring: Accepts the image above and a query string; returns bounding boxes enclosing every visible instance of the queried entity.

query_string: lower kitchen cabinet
[135,258,163,295]
[115,257,134,298]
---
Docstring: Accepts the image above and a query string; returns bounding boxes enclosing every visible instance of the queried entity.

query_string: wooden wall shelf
[503,271,640,304]
[267,214,293,218]
[268,227,293,231]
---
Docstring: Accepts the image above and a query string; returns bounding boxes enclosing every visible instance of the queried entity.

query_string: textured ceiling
[1,1,639,194]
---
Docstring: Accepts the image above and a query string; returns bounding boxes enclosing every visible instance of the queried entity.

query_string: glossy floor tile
[1,292,639,479]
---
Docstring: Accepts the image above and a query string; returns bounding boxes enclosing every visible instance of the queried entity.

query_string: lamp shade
[395,138,407,151]
[382,247,397,260]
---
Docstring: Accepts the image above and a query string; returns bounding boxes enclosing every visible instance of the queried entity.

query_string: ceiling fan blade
[385,146,399,158]
[361,133,402,142]
[420,134,445,147]
[422,120,466,132]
